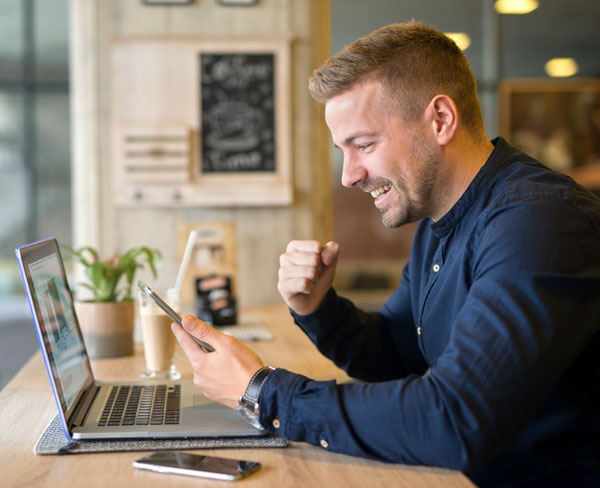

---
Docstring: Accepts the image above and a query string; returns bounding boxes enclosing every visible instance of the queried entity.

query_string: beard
[378,135,440,228]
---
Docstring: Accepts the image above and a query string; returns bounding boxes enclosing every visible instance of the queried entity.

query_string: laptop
[15,237,265,441]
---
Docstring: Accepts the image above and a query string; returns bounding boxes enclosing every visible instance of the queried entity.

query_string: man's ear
[425,95,458,145]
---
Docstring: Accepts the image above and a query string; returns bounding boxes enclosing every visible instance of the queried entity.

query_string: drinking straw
[174,230,198,292]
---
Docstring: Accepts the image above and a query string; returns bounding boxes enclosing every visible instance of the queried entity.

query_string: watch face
[237,401,263,430]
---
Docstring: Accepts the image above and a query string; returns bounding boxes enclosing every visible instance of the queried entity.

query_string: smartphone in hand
[133,451,261,480]
[137,281,215,353]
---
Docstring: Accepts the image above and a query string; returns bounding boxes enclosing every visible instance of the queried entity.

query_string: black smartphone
[133,451,261,481]
[137,281,215,353]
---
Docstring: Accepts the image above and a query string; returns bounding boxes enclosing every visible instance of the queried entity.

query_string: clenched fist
[277,240,340,315]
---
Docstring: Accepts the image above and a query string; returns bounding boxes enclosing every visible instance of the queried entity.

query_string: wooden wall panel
[70,0,331,306]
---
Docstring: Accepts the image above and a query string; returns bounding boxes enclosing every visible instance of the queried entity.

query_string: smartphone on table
[133,451,261,480]
[137,281,215,353]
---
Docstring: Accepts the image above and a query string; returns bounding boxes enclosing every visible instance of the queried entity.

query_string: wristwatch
[237,366,275,429]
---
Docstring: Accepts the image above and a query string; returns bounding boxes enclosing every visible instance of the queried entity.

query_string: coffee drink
[140,310,176,373]
[138,287,181,379]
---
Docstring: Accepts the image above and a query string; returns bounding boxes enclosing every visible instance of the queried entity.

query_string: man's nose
[341,156,367,188]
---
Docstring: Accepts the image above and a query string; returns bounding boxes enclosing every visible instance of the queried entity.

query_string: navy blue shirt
[259,138,600,487]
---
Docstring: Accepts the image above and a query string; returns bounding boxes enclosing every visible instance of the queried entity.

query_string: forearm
[258,368,483,470]
[290,288,424,381]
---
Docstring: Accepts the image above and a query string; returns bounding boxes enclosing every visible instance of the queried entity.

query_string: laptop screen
[16,238,94,418]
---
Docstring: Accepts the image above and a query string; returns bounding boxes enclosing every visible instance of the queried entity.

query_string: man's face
[325,81,440,227]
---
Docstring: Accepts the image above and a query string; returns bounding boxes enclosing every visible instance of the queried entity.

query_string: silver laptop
[16,237,264,441]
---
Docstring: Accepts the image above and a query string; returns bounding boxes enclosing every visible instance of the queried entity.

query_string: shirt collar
[429,137,511,237]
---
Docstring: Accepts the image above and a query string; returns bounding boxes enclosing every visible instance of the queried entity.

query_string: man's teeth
[370,184,391,198]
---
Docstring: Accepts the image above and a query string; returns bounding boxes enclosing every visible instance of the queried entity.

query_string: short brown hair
[309,21,484,136]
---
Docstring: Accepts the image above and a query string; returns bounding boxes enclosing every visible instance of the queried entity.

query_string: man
[172,22,600,486]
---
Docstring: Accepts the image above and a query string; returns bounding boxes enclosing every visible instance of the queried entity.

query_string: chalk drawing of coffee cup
[205,101,265,151]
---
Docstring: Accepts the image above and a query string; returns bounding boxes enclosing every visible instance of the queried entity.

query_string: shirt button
[272,418,280,429]
[433,264,440,272]
[320,439,329,449]
[417,326,422,335]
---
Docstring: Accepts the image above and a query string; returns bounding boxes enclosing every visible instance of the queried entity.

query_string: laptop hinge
[71,385,101,427]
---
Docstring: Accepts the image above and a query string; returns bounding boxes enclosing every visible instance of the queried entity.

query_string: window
[0,0,71,305]
[329,0,600,308]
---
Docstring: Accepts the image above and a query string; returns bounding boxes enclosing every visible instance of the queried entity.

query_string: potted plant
[66,245,162,358]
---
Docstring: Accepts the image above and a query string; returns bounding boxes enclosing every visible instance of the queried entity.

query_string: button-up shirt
[259,138,600,487]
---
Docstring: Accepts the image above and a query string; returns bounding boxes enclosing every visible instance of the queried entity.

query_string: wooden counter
[0,305,473,487]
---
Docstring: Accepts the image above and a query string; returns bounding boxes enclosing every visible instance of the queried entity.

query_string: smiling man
[173,22,600,487]
[325,80,490,227]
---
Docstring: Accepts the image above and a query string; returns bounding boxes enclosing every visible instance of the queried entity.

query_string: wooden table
[0,305,474,487]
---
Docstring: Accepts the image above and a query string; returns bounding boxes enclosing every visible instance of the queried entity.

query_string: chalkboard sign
[200,53,276,173]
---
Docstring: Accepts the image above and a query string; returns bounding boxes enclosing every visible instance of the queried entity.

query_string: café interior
[1,1,600,486]
[1,0,599,414]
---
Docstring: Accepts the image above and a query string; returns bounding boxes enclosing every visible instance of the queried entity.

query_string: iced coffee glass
[138,287,181,380]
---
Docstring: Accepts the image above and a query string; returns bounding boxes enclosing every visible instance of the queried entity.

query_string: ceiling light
[545,58,578,78]
[445,32,471,51]
[494,0,539,14]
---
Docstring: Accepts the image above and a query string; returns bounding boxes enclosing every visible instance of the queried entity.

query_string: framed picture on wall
[111,38,291,207]
[498,79,600,191]
[199,52,276,174]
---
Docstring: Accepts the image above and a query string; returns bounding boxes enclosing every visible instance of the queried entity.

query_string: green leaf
[64,245,100,267]
[63,243,163,303]
[78,283,99,301]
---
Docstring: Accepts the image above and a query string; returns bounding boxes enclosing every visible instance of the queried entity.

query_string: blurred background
[1,0,599,389]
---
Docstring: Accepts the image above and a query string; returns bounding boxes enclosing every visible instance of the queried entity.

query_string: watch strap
[243,366,275,405]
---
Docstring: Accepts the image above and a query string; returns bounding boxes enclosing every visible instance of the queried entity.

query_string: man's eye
[357,143,373,151]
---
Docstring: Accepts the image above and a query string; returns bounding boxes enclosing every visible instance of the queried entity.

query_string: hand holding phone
[137,281,215,353]
[133,451,261,480]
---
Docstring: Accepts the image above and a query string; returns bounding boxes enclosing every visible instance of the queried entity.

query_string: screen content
[28,253,89,411]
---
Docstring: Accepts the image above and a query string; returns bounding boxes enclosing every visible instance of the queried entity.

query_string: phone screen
[133,451,261,480]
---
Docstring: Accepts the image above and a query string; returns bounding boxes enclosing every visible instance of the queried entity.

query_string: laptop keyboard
[98,384,181,427]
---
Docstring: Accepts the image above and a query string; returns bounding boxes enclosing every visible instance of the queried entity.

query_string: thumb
[321,241,340,267]
[182,314,220,343]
